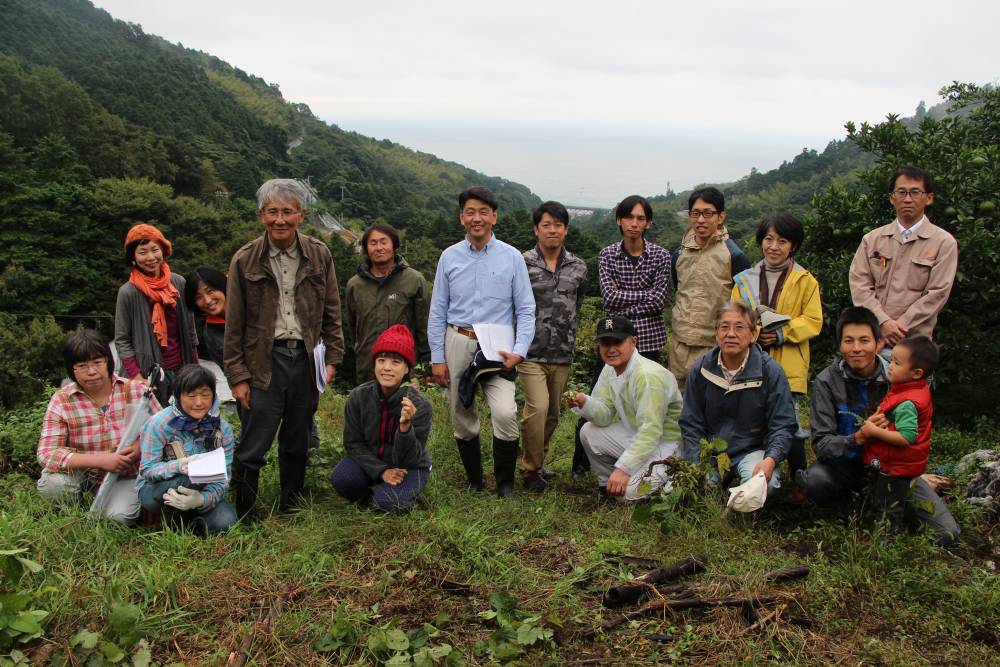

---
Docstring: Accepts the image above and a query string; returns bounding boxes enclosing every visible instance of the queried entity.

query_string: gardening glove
[163,486,204,511]
[176,457,189,475]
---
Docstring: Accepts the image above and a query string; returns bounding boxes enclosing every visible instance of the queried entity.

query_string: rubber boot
[232,464,260,525]
[571,418,591,479]
[279,460,307,512]
[493,438,518,499]
[456,437,483,491]
[872,473,910,536]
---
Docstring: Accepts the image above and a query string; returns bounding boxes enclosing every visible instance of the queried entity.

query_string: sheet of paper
[314,338,327,392]
[187,446,227,483]
[472,323,515,362]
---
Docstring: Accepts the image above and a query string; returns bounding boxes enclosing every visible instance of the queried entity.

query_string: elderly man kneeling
[566,316,682,501]
[679,302,798,494]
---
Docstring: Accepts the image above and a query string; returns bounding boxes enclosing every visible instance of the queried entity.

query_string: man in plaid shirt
[36,330,161,524]
[573,195,671,477]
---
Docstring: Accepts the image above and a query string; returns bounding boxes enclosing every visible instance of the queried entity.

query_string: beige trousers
[445,327,519,441]
[667,339,713,392]
[517,362,571,473]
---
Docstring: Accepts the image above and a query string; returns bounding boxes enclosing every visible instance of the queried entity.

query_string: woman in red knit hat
[114,224,199,405]
[330,324,432,513]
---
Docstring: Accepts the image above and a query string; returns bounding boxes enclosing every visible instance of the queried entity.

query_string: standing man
[849,167,958,345]
[428,186,535,498]
[519,201,588,491]
[669,187,749,390]
[345,222,430,382]
[567,316,683,501]
[572,195,671,478]
[225,178,344,521]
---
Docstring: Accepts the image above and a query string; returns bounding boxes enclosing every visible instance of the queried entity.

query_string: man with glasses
[428,186,535,498]
[679,302,797,494]
[849,167,958,345]
[225,178,345,522]
[669,187,749,390]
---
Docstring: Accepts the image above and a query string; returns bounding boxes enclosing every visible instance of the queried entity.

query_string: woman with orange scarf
[114,224,198,404]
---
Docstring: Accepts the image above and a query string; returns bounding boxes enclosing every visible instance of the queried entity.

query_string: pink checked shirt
[36,375,161,480]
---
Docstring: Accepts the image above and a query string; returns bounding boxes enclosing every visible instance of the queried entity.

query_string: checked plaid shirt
[37,375,160,480]
[598,240,672,353]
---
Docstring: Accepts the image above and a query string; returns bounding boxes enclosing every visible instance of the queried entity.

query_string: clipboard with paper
[756,306,791,331]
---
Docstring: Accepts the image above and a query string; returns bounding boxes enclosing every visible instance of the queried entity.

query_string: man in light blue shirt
[428,186,535,497]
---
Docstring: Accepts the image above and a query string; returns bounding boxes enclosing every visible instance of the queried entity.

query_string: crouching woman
[330,325,431,513]
[137,364,238,534]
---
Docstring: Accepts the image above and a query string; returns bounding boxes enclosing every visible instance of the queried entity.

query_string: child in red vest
[859,336,939,534]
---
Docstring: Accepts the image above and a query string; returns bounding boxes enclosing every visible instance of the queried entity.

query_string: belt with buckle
[449,325,477,340]
[273,339,303,349]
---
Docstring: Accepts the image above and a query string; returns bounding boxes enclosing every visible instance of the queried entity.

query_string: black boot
[279,460,307,512]
[571,418,591,479]
[493,438,518,498]
[873,473,910,535]
[232,464,260,525]
[456,437,483,491]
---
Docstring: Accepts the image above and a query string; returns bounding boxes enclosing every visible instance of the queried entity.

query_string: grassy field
[1,386,999,666]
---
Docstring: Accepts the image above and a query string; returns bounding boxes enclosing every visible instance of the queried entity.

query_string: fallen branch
[764,565,810,582]
[737,603,786,636]
[602,553,662,569]
[227,583,295,667]
[602,558,705,608]
[583,593,782,639]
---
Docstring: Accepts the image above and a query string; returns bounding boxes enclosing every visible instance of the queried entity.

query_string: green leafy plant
[51,602,157,667]
[312,605,459,666]
[0,548,48,655]
[474,591,554,663]
[632,457,707,534]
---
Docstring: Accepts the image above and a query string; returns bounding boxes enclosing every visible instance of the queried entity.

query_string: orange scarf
[129,264,179,348]
[205,314,226,325]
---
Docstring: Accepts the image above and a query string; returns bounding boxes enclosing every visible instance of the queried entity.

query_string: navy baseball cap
[595,315,636,341]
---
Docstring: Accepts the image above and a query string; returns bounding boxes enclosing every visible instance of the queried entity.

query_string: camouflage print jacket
[523,246,588,365]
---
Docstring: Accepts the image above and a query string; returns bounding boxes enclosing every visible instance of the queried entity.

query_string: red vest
[863,380,932,477]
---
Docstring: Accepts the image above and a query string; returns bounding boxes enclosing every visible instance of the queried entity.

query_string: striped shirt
[37,375,160,479]
[598,241,672,353]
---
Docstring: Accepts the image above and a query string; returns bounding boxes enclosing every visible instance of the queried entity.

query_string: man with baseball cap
[566,316,683,500]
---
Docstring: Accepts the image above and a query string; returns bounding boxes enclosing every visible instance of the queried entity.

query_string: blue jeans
[138,475,238,535]
[330,458,429,514]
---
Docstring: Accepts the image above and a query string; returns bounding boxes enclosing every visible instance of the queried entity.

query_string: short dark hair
[615,195,653,223]
[836,306,881,343]
[896,336,939,376]
[183,267,227,314]
[458,186,498,211]
[688,187,726,213]
[889,167,935,194]
[361,223,401,258]
[532,201,569,227]
[756,213,805,256]
[64,330,115,382]
[125,238,160,266]
[172,364,217,406]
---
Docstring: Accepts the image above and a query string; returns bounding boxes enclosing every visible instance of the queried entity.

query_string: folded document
[186,447,228,485]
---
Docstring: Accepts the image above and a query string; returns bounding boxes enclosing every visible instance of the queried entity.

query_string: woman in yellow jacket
[731,213,822,474]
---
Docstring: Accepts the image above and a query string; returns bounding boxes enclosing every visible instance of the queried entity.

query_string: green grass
[1,387,998,665]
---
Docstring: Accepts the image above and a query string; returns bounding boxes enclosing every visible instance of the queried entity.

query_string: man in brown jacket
[225,178,345,521]
[849,167,958,345]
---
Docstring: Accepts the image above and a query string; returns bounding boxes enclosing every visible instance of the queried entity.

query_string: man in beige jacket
[849,167,958,345]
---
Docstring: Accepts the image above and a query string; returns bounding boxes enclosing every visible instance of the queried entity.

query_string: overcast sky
[97,1,998,207]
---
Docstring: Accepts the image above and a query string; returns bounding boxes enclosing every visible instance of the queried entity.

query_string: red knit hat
[372,324,415,366]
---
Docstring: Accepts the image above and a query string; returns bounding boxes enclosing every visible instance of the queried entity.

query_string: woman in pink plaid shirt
[36,330,160,524]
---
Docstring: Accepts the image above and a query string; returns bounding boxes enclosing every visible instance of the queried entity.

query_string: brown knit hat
[125,223,173,260]
[372,324,415,367]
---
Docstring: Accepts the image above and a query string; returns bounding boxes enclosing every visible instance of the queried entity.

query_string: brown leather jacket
[224,232,344,390]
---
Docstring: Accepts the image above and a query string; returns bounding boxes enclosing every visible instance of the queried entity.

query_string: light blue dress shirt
[428,235,536,364]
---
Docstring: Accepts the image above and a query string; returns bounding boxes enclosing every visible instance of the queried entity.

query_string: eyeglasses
[891,189,927,200]
[72,360,106,373]
[263,207,301,219]
[717,323,750,334]
[689,209,720,220]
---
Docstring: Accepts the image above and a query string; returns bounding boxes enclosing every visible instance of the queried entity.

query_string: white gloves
[163,486,204,511]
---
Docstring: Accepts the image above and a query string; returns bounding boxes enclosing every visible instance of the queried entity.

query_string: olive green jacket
[345,256,430,381]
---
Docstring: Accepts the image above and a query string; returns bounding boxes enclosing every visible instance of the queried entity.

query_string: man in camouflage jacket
[519,201,588,490]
